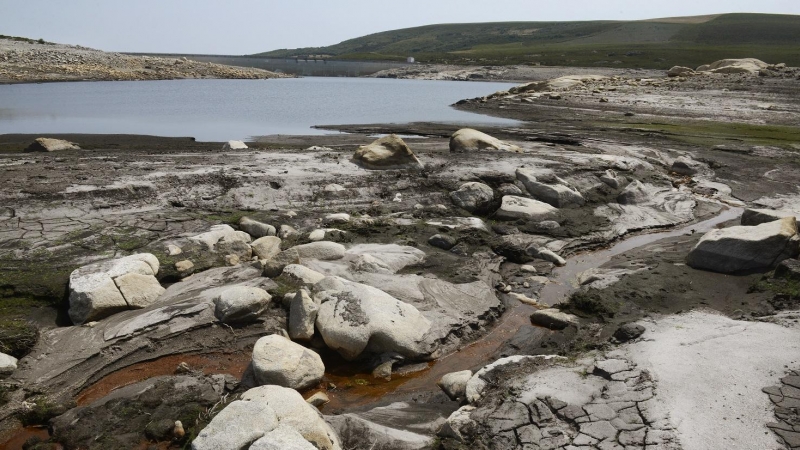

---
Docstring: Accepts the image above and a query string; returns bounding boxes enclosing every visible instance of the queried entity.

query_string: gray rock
[0,352,18,376]
[289,289,318,341]
[528,248,566,266]
[671,156,706,176]
[741,208,797,226]
[599,169,626,189]
[251,335,325,390]
[687,217,799,273]
[294,242,346,260]
[498,183,523,196]
[516,168,585,208]
[494,196,558,221]
[438,405,477,442]
[428,234,457,250]
[306,392,329,408]
[213,286,271,324]
[250,424,318,450]
[667,66,695,77]
[68,254,164,325]
[613,323,645,342]
[279,224,299,239]
[352,135,422,170]
[252,236,282,261]
[24,137,80,152]
[775,258,800,281]
[241,385,341,450]
[530,308,579,330]
[327,411,434,450]
[222,140,248,150]
[450,182,495,213]
[192,399,279,450]
[278,264,326,288]
[189,224,252,251]
[438,370,472,400]
[315,278,433,361]
[240,217,277,239]
[449,128,520,152]
[617,180,650,205]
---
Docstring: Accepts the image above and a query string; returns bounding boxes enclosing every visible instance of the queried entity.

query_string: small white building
[406,56,415,63]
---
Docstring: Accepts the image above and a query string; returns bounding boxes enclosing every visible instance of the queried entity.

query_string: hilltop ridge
[254,13,800,68]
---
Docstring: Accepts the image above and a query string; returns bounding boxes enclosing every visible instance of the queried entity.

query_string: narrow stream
[320,205,744,411]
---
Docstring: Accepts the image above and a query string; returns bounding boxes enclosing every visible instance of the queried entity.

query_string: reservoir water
[0,77,518,141]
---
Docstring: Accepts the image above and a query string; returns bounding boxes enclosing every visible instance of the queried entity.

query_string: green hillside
[254,13,800,69]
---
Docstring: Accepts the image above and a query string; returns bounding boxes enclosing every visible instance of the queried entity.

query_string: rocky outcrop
[314,278,433,361]
[213,286,272,324]
[68,253,164,325]
[449,182,495,213]
[687,217,799,273]
[449,128,521,152]
[251,335,325,390]
[351,135,423,170]
[494,196,558,221]
[24,137,80,152]
[516,168,585,208]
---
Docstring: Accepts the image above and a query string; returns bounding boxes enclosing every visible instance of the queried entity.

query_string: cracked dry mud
[0,65,799,450]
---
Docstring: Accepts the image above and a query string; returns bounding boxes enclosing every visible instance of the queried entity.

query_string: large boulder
[314,278,433,360]
[241,386,341,450]
[616,180,650,205]
[239,217,276,238]
[687,217,799,273]
[213,286,272,324]
[193,382,342,450]
[252,236,282,261]
[667,66,695,77]
[251,335,325,390]
[449,128,520,152]
[494,196,558,222]
[289,289,318,340]
[24,137,80,152]
[0,352,17,376]
[449,182,495,213]
[222,140,248,150]
[68,254,164,325]
[741,208,798,226]
[698,58,769,74]
[189,224,252,251]
[516,168,584,208]
[352,135,422,170]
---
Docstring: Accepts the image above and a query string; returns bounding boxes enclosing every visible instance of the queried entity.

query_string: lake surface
[0,78,518,141]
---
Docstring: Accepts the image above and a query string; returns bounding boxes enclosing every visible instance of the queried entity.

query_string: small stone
[613,323,645,342]
[174,260,194,273]
[373,360,393,381]
[519,265,537,274]
[428,234,457,250]
[224,254,240,266]
[167,244,182,256]
[173,420,185,439]
[306,392,330,408]
[530,308,578,330]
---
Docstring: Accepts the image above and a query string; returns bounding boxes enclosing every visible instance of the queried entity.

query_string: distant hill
[253,13,800,69]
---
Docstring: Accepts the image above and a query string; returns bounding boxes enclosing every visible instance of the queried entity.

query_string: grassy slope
[254,13,800,69]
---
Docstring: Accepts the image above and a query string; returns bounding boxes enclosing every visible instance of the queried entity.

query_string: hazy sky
[1,0,798,54]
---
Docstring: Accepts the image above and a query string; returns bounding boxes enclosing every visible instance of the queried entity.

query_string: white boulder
[24,138,80,152]
[494,196,558,221]
[252,236,282,260]
[450,182,495,213]
[251,335,325,390]
[687,217,799,273]
[0,352,18,376]
[68,254,164,325]
[213,286,271,324]
[222,140,248,150]
[314,278,433,360]
[352,135,422,170]
[449,128,520,152]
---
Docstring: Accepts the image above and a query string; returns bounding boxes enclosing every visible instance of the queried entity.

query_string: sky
[1,0,798,55]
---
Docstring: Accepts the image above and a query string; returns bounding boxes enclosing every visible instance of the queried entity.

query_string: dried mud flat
[0,66,798,450]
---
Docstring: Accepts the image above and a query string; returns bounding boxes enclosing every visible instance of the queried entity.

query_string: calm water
[0,78,517,141]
